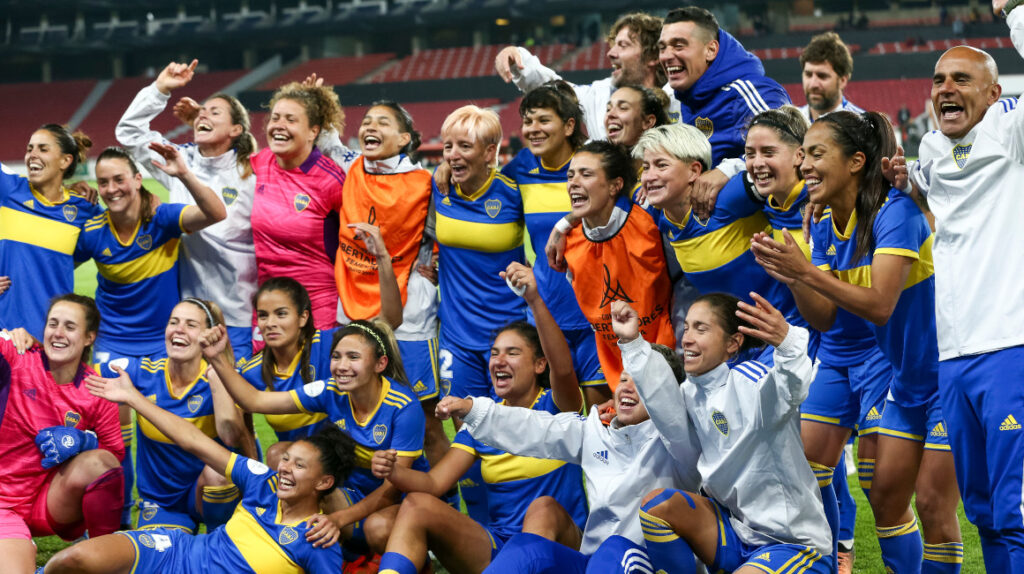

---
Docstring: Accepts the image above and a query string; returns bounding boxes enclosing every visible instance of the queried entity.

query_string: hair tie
[349,323,386,357]
[182,297,216,328]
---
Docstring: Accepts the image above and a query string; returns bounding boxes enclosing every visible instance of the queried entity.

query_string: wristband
[554,216,573,234]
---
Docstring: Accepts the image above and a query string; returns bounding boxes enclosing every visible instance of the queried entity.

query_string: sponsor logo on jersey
[1000,414,1021,431]
[257,184,265,195]
[22,388,36,401]
[278,526,299,546]
[136,234,153,251]
[335,419,347,430]
[592,450,609,465]
[754,552,771,562]
[62,204,78,222]
[23,199,34,210]
[529,167,540,175]
[930,422,947,437]
[485,199,502,218]
[64,410,82,427]
[102,247,112,257]
[373,423,388,444]
[413,381,427,393]
[826,245,836,256]
[221,187,238,206]
[441,195,451,206]
[866,406,882,420]
[694,117,714,138]
[712,410,729,436]
[256,506,267,516]
[952,144,972,170]
[599,264,634,308]
[187,394,203,414]
[293,193,311,212]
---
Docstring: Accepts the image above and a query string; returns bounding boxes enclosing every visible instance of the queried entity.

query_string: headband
[349,323,387,357]
[182,297,216,328]
[749,115,802,145]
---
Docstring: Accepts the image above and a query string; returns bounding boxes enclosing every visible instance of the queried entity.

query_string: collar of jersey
[30,184,70,207]
[539,152,574,172]
[500,386,545,409]
[352,376,391,427]
[273,498,323,526]
[687,362,730,390]
[165,359,208,400]
[831,208,858,241]
[582,196,630,242]
[767,180,805,212]
[106,213,143,248]
[455,168,497,202]
[273,344,305,379]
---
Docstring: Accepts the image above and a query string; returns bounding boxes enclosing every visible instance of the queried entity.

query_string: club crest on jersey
[485,199,502,218]
[278,526,299,546]
[64,411,82,427]
[373,424,388,445]
[62,204,78,222]
[136,234,153,251]
[599,264,634,308]
[293,193,311,212]
[139,533,156,548]
[952,144,972,169]
[187,394,204,414]
[222,187,238,206]
[711,410,729,436]
[695,117,714,138]
[142,505,158,521]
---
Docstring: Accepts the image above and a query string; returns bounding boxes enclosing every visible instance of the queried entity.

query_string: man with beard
[799,32,864,122]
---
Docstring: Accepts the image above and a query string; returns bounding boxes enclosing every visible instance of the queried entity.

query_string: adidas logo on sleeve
[1000,415,1021,431]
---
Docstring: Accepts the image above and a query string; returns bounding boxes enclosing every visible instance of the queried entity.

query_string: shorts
[135,485,201,534]
[397,338,440,401]
[878,392,950,450]
[564,327,604,388]
[438,336,491,399]
[801,347,891,434]
[708,499,831,574]
[0,472,85,541]
[119,528,206,572]
[226,325,254,365]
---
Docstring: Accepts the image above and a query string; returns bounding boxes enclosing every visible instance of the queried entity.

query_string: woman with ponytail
[752,111,964,573]
[117,59,260,359]
[0,125,102,340]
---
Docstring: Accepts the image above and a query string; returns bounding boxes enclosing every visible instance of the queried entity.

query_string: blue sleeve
[227,453,273,496]
[810,216,831,268]
[73,227,96,263]
[712,172,763,224]
[291,380,329,414]
[389,398,426,456]
[155,202,188,237]
[872,192,926,258]
[451,427,478,454]
[239,361,269,391]
[300,543,343,573]
[0,163,21,202]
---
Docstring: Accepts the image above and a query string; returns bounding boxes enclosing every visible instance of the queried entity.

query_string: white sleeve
[114,83,177,190]
[1011,9,1024,58]
[619,337,702,466]
[511,47,563,94]
[760,326,817,420]
[714,157,746,180]
[315,127,359,172]
[461,396,586,464]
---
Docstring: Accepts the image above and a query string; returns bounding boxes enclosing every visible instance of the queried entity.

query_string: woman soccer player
[98,298,257,533]
[0,126,101,340]
[205,317,427,555]
[0,295,124,573]
[44,373,356,573]
[751,111,963,573]
[604,84,669,150]
[250,82,346,329]
[116,59,259,358]
[369,262,587,574]
[614,294,832,574]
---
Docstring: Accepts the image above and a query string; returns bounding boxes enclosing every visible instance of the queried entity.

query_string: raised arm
[459,395,586,464]
[349,222,403,330]
[148,142,226,232]
[206,365,259,459]
[200,325,303,415]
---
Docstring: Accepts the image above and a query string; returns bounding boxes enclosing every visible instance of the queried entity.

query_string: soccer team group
[1,1,1022,572]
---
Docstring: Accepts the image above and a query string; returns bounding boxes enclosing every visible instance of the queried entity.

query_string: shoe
[837,548,854,574]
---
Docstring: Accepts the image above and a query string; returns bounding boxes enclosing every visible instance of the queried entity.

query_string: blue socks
[201,484,241,531]
[378,552,418,574]
[877,516,923,574]
[809,461,839,572]
[639,492,697,574]
[922,542,963,573]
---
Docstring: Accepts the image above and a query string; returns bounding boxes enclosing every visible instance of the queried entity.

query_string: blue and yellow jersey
[74,203,187,356]
[198,453,343,572]
[102,356,218,510]
[452,388,587,539]
[812,189,938,406]
[763,179,878,366]
[290,376,428,496]
[434,169,527,349]
[660,172,805,328]
[501,149,590,331]
[237,329,337,442]
[0,163,102,340]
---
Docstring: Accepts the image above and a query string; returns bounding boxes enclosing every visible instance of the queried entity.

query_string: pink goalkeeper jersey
[0,337,123,510]
[251,148,345,329]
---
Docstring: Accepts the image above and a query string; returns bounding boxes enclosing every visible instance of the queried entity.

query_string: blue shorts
[801,347,891,434]
[135,485,201,533]
[226,325,254,365]
[877,392,950,450]
[564,327,605,388]
[709,500,831,574]
[438,336,491,399]
[397,338,440,401]
[485,532,647,573]
[119,528,208,573]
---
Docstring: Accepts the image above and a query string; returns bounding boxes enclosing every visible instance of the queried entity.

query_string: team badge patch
[139,533,156,548]
[695,117,714,138]
[221,187,238,206]
[278,526,299,546]
[304,381,325,397]
[484,199,502,218]
[142,505,158,521]
[293,193,311,212]
[711,410,729,436]
[187,394,203,414]
[64,411,82,427]
[952,144,972,169]
[247,459,270,475]
[373,424,388,445]
[62,204,78,222]
[136,234,153,250]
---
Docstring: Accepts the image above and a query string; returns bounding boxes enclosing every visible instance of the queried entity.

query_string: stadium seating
[0,80,96,161]
[559,42,610,72]
[369,44,573,83]
[784,78,933,119]
[258,54,396,90]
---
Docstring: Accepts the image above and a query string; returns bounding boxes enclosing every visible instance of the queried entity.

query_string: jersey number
[439,349,454,380]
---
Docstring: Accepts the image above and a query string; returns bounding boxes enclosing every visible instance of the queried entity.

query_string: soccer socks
[201,484,241,530]
[809,461,839,572]
[378,552,418,574]
[858,457,875,501]
[877,516,923,574]
[82,467,125,537]
[835,456,857,549]
[922,542,963,573]
[639,493,697,574]
[120,423,134,526]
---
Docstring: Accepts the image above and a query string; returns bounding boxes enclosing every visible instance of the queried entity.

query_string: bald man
[906,2,1024,571]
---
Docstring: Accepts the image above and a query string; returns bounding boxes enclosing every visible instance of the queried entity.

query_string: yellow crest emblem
[64,411,82,427]
[293,193,311,212]
[484,199,502,218]
[62,204,78,222]
[222,187,238,206]
[711,410,729,436]
[136,234,153,250]
[187,394,203,414]
[278,526,299,545]
[694,117,714,138]
[373,424,388,445]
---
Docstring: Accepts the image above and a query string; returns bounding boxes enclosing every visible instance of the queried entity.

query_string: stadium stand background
[3,0,1022,165]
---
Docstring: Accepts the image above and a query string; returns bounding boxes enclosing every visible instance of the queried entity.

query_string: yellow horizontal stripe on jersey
[669,213,770,273]
[436,212,524,253]
[450,442,477,456]
[0,206,81,255]
[265,412,327,434]
[355,444,374,468]
[479,452,567,484]
[223,508,303,574]
[772,227,810,260]
[831,264,872,288]
[520,182,571,214]
[138,413,217,443]
[96,238,180,284]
